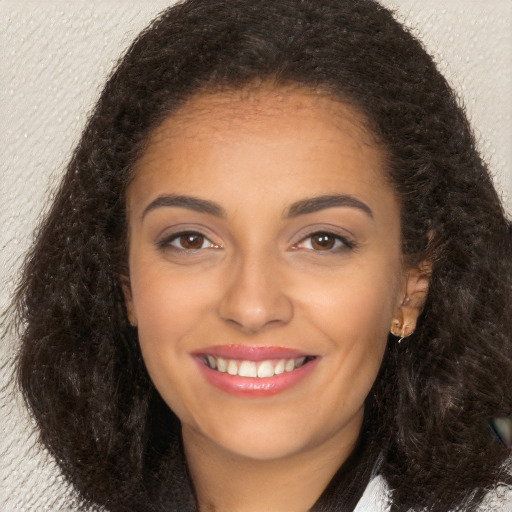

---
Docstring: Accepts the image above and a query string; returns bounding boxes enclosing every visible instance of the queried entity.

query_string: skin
[124,88,428,512]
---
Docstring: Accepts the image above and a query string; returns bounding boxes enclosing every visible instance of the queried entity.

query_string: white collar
[352,474,512,511]
[353,475,390,512]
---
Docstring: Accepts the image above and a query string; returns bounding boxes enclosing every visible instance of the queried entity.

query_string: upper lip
[191,344,315,361]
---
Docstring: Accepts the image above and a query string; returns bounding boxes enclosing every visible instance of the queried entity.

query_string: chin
[184,403,363,463]
[206,427,316,461]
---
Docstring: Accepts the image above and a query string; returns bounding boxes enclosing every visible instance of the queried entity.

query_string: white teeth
[202,354,313,377]
[285,359,295,372]
[257,360,275,378]
[239,361,257,377]
[274,360,285,375]
[227,360,238,375]
[217,357,227,372]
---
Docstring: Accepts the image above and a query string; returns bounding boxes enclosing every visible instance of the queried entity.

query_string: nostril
[218,290,294,333]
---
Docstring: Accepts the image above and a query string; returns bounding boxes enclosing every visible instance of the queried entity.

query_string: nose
[217,253,294,333]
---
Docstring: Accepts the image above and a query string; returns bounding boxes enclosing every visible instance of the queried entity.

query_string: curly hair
[13,0,511,510]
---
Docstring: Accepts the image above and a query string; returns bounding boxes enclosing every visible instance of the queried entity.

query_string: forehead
[133,87,387,166]
[129,87,394,212]
[149,87,373,139]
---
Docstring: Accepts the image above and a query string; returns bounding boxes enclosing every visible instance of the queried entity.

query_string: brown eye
[158,231,219,252]
[293,231,354,253]
[310,233,337,250]
[179,233,206,250]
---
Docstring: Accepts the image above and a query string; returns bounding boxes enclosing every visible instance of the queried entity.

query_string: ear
[120,274,138,327]
[390,262,430,338]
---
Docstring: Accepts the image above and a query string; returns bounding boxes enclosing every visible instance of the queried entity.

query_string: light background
[1,1,511,510]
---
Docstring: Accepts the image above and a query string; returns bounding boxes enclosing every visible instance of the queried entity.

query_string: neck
[182,415,363,512]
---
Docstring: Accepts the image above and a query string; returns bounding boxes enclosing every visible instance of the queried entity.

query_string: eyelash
[293,231,356,253]
[157,231,222,252]
[157,230,355,254]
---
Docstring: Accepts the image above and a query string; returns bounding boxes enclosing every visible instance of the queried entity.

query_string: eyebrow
[286,194,373,219]
[141,194,226,220]
[141,193,373,220]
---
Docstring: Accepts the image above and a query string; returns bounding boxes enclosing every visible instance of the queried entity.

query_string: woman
[11,0,511,510]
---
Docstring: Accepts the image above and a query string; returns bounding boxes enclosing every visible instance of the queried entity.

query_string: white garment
[353,476,390,512]
[353,475,512,512]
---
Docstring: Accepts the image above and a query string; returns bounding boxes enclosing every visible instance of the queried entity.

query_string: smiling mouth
[199,355,317,378]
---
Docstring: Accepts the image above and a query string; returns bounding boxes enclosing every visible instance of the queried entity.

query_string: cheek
[294,258,399,398]
[128,264,214,420]
[129,248,215,332]
[127,255,222,382]
[298,258,399,340]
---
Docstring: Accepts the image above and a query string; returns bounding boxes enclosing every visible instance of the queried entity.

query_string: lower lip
[195,357,320,397]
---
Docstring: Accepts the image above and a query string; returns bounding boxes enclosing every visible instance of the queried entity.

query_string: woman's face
[125,89,409,462]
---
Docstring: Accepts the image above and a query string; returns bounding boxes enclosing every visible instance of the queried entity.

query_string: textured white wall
[1,1,511,510]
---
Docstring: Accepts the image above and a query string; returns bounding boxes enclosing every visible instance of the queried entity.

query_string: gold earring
[397,330,414,344]
[390,321,414,344]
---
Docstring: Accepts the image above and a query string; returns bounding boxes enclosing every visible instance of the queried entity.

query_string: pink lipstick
[192,345,319,397]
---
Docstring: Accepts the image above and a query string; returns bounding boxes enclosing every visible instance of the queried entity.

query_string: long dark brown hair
[12,0,511,510]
